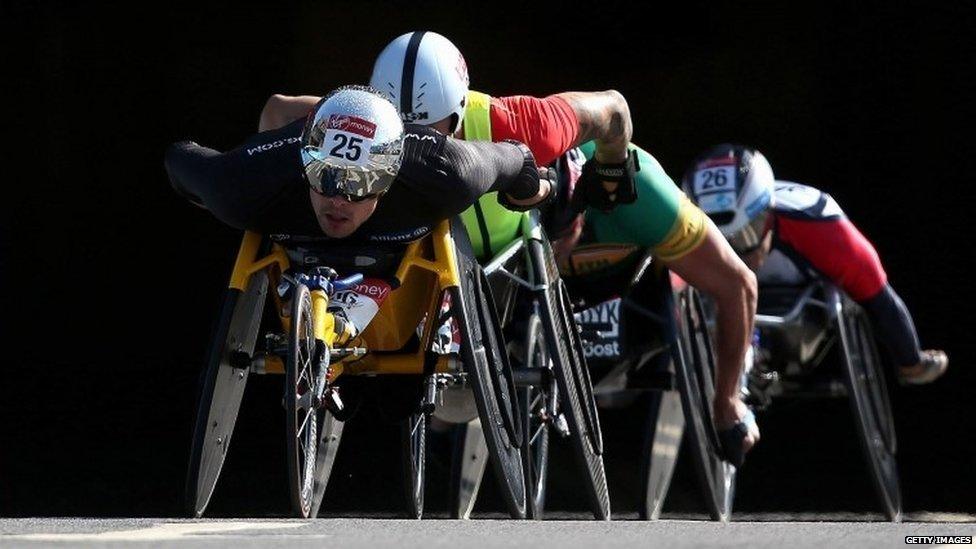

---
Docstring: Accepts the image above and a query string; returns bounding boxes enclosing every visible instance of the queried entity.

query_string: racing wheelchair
[184,211,608,520]
[449,241,734,521]
[744,278,901,521]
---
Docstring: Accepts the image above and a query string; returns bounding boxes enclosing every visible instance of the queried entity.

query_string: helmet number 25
[328,133,364,162]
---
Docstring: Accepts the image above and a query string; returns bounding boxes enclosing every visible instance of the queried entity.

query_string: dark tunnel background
[2,1,974,517]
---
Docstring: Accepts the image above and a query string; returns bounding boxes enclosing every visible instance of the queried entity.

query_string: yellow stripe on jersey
[653,194,709,261]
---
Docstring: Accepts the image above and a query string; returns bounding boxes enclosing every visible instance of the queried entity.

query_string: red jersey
[486,95,579,167]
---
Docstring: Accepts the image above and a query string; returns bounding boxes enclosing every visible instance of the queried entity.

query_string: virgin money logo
[353,279,391,303]
[328,114,376,138]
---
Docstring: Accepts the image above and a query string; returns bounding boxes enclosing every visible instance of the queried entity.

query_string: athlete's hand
[574,150,640,212]
[501,167,556,211]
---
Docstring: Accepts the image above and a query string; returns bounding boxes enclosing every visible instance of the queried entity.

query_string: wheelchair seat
[755,281,834,374]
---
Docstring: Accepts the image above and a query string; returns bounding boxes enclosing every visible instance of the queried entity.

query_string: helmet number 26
[694,166,734,194]
[328,134,364,162]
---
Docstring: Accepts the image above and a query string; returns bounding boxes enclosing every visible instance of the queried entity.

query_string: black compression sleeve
[440,138,540,200]
[163,119,316,234]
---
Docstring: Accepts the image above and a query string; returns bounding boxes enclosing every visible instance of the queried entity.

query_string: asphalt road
[2,515,974,548]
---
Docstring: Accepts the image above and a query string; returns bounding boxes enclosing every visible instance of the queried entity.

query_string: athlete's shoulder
[772,180,845,220]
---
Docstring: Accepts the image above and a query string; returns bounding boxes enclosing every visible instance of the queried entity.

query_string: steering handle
[331,273,364,293]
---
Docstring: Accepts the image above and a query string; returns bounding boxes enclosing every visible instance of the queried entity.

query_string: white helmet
[682,144,776,254]
[301,85,404,199]
[370,31,470,132]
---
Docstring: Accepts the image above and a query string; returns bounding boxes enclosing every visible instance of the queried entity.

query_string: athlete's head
[683,144,776,269]
[370,31,470,134]
[301,85,404,238]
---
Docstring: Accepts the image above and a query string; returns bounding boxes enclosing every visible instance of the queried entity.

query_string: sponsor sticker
[574,297,623,359]
[328,278,391,332]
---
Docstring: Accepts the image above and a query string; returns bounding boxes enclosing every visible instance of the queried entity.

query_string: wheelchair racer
[683,144,948,385]
[257,31,761,464]
[165,85,553,244]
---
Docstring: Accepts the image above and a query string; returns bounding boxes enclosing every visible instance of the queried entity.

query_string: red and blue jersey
[761,182,887,302]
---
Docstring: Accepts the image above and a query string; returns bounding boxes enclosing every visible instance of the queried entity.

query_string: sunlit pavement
[1,515,973,548]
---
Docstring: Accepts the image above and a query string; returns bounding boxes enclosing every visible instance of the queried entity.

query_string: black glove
[573,149,640,212]
[497,166,557,212]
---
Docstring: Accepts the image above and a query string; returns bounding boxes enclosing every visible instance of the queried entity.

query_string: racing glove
[496,140,558,212]
[573,150,640,213]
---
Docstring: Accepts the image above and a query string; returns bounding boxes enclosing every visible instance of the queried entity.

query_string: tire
[185,269,268,517]
[835,291,902,522]
[672,285,735,522]
[530,239,610,520]
[521,313,553,519]
[451,217,527,519]
[285,283,324,518]
[401,411,428,519]
[639,389,685,520]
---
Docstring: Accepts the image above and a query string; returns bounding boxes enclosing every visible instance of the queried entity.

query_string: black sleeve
[163,119,318,234]
[441,138,541,200]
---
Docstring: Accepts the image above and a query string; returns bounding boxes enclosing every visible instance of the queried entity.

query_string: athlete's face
[309,189,380,238]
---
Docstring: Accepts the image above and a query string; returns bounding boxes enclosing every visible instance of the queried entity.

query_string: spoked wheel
[529,238,610,520]
[285,283,325,518]
[834,290,902,522]
[453,261,527,518]
[672,285,735,522]
[401,410,429,519]
[185,269,268,517]
[520,313,554,519]
[639,389,685,520]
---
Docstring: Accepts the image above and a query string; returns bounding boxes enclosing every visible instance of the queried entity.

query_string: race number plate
[323,114,376,167]
[693,162,737,213]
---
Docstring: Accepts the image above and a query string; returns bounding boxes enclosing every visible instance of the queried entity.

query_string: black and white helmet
[683,144,776,254]
[369,31,469,132]
[301,86,404,199]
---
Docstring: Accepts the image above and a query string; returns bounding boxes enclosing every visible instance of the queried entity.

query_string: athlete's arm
[258,94,320,131]
[164,119,316,234]
[552,90,632,163]
[664,221,758,431]
[434,136,548,208]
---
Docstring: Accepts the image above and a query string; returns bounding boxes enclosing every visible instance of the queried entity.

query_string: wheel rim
[558,282,603,452]
[452,280,527,518]
[186,271,267,517]
[838,300,901,521]
[522,314,552,518]
[533,239,610,520]
[674,287,734,521]
[476,271,522,447]
[287,285,321,518]
[403,411,426,518]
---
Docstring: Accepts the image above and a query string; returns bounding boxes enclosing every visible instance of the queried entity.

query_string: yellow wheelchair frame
[187,217,532,520]
[187,211,610,522]
[228,221,461,381]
